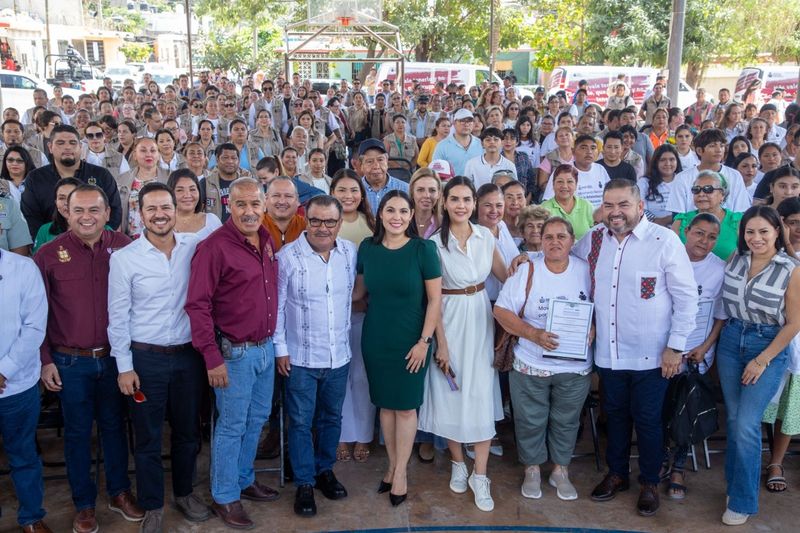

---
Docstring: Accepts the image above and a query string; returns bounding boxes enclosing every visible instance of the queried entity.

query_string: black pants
[130,346,206,510]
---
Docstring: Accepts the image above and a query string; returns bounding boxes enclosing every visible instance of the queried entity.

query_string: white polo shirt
[463,154,517,189]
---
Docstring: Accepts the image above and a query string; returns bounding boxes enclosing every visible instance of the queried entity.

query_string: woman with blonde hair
[409,167,443,239]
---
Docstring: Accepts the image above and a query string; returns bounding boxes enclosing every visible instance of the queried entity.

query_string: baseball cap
[358,138,386,157]
[761,103,778,113]
[429,160,454,179]
[453,109,474,121]
[417,95,430,103]
[535,86,545,94]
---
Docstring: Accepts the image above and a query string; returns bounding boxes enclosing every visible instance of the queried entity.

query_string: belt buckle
[91,347,105,358]
[464,285,477,296]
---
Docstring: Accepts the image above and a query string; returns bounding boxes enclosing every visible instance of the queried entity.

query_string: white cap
[429,159,454,179]
[453,109,474,121]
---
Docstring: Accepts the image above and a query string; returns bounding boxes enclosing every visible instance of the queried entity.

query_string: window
[0,74,36,89]
[17,76,37,89]
[0,74,14,87]
[475,70,490,85]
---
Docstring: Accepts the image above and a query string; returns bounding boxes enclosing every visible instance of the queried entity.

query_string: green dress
[357,237,442,410]
[675,209,742,261]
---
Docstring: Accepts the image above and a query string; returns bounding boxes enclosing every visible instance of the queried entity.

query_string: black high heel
[389,492,407,506]
[377,481,392,494]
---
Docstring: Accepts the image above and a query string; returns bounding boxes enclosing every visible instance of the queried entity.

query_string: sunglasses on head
[85,131,104,139]
[691,185,722,195]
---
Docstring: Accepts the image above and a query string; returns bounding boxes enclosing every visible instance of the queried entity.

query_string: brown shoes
[240,480,280,502]
[108,490,145,521]
[72,509,98,533]
[20,521,52,533]
[212,500,254,530]
[637,483,660,516]
[590,472,630,502]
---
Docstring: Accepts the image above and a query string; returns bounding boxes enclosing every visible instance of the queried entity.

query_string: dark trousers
[130,347,205,510]
[597,366,669,485]
[0,385,46,526]
[53,353,130,511]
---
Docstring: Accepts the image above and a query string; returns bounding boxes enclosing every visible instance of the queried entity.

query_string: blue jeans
[597,366,669,485]
[717,318,789,515]
[286,363,349,486]
[130,347,205,510]
[211,341,275,504]
[53,353,130,511]
[0,384,45,526]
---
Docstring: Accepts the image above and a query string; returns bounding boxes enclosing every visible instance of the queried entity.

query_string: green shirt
[540,196,595,240]
[0,196,32,251]
[675,209,742,261]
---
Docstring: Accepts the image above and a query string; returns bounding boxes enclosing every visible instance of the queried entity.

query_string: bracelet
[754,357,769,368]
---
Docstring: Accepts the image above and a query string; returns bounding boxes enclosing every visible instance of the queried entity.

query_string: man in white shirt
[666,128,751,214]
[274,195,357,517]
[573,179,697,517]
[109,182,211,532]
[464,127,517,188]
[761,103,787,147]
[0,249,51,533]
[542,135,610,209]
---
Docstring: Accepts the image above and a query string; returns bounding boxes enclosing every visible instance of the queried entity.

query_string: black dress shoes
[315,470,348,500]
[590,472,630,502]
[294,485,317,517]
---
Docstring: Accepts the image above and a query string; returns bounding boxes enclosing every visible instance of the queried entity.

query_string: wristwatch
[668,347,682,354]
[420,336,433,345]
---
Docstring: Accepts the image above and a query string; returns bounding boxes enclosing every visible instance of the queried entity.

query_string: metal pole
[45,0,51,78]
[666,0,686,104]
[185,0,194,86]
[489,0,495,79]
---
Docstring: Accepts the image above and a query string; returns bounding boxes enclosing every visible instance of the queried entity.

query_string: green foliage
[107,7,146,34]
[200,28,282,76]
[522,0,586,71]
[119,42,152,63]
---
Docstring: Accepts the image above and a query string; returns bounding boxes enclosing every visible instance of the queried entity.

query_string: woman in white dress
[167,169,222,240]
[418,176,508,512]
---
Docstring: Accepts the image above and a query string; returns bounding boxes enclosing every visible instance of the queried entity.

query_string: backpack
[663,361,719,447]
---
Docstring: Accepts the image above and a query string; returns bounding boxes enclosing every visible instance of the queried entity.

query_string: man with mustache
[108,182,210,532]
[21,125,122,239]
[274,195,355,516]
[573,179,697,517]
[185,177,280,530]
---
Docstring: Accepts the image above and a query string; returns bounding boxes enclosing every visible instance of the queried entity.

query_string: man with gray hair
[185,177,280,530]
[274,195,356,517]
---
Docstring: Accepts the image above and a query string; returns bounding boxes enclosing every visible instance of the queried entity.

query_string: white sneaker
[548,469,578,500]
[520,467,542,499]
[464,444,475,460]
[722,508,749,526]
[449,461,469,493]
[468,473,495,512]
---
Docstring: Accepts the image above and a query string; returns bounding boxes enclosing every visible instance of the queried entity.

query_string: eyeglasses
[224,103,235,108]
[85,131,104,139]
[192,104,203,109]
[5,157,24,164]
[691,185,723,195]
[308,218,340,228]
[293,102,303,107]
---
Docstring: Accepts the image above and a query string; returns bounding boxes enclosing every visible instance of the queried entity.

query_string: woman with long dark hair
[418,176,508,512]
[168,169,221,240]
[638,144,683,226]
[352,190,442,506]
[716,205,800,525]
[0,145,36,202]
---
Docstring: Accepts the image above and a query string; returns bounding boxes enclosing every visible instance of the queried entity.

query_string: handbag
[662,361,719,446]
[493,262,535,372]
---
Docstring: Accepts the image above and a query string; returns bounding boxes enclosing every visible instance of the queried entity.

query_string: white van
[548,65,695,110]
[0,70,82,116]
[376,62,502,93]
[734,65,798,104]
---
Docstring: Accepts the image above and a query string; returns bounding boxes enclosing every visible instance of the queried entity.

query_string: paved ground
[1,417,797,533]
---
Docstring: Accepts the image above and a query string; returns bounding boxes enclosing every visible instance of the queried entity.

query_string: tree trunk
[685,61,705,89]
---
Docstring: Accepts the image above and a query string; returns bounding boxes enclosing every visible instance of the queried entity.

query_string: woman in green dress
[353,190,442,506]
[32,177,82,254]
[672,170,742,261]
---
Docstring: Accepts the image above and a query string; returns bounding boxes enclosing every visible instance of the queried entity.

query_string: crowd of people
[0,67,799,533]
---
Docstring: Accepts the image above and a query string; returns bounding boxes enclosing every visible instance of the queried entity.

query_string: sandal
[336,443,352,462]
[667,468,687,500]
[766,463,787,493]
[659,460,671,483]
[353,443,370,463]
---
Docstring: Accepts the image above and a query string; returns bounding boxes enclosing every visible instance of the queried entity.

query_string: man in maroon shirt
[36,184,144,533]
[185,177,280,529]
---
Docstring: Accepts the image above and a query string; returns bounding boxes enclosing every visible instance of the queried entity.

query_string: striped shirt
[721,252,799,326]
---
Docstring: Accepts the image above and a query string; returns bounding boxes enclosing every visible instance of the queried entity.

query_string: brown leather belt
[442,282,486,296]
[130,341,194,354]
[54,345,110,358]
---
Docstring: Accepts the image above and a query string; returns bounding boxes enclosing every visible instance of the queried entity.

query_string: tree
[200,28,282,76]
[119,42,152,63]
[522,0,587,71]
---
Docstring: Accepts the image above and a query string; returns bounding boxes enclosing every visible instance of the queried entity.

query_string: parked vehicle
[140,63,181,89]
[734,65,799,104]
[376,62,503,93]
[548,65,695,110]
[0,70,82,115]
[45,45,105,94]
[105,64,140,91]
